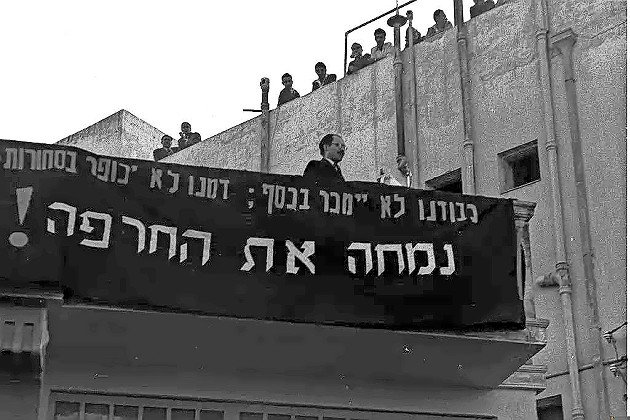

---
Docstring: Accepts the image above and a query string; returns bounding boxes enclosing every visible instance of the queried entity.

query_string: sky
[0,0,474,145]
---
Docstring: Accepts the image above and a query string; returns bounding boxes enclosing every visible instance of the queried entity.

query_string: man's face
[324,135,345,163]
[436,11,447,26]
[375,32,385,47]
[282,76,293,89]
[181,123,191,134]
[162,136,172,148]
[350,45,362,58]
[315,65,326,79]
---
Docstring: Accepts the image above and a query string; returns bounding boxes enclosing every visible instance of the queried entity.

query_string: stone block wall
[57,110,166,161]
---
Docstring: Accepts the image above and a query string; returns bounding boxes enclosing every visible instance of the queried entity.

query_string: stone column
[513,200,536,320]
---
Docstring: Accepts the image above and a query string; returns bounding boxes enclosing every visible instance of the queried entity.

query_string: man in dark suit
[153,135,179,161]
[303,133,345,183]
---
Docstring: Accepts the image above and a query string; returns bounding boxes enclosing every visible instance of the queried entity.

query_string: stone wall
[166,57,397,182]
[57,110,166,161]
[163,115,262,172]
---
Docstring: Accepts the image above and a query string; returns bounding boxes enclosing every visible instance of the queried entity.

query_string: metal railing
[343,0,418,76]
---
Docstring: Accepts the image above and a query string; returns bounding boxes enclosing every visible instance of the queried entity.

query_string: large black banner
[0,140,524,330]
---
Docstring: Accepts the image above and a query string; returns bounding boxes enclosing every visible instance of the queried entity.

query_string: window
[425,168,462,193]
[85,403,109,420]
[143,407,167,420]
[54,402,80,420]
[537,395,563,420]
[49,392,493,420]
[498,141,540,192]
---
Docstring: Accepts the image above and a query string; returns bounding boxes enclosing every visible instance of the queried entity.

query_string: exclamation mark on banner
[8,187,33,248]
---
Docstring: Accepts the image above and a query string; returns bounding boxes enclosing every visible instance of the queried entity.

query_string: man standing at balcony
[153,135,178,161]
[312,62,337,92]
[425,10,453,39]
[371,28,395,61]
[303,134,345,183]
[178,122,201,150]
[347,43,375,74]
[278,73,300,106]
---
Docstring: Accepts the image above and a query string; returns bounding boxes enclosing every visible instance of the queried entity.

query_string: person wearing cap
[371,28,395,61]
[347,43,375,75]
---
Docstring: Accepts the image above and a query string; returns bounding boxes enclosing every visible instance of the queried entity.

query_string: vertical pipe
[453,0,476,194]
[551,27,611,419]
[404,10,420,187]
[533,0,586,414]
[344,33,349,76]
[259,77,270,173]
[392,24,406,157]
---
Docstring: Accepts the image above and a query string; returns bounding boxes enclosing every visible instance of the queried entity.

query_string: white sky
[1,0,474,145]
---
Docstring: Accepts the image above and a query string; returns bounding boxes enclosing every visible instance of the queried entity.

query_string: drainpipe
[404,10,420,187]
[533,2,585,416]
[453,0,476,194]
[387,9,408,159]
[550,27,611,419]
[260,77,270,173]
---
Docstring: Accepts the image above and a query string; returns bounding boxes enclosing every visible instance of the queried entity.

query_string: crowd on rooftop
[152,3,498,161]
[276,6,464,108]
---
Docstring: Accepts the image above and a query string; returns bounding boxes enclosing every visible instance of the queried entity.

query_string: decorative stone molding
[461,317,549,344]
[535,271,560,287]
[0,290,63,375]
[501,363,548,391]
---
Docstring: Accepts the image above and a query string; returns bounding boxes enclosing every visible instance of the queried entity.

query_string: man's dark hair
[433,9,445,19]
[282,73,292,80]
[319,133,337,156]
[315,62,326,70]
[374,28,386,36]
[181,121,191,128]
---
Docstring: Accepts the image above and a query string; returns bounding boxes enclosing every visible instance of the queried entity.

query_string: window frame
[498,140,541,193]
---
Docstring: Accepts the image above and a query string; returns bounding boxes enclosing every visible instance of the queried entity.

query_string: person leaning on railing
[347,43,375,75]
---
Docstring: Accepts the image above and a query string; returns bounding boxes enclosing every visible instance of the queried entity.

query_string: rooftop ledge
[47,305,548,390]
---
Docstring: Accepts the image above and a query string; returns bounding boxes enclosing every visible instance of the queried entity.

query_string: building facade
[0,0,625,419]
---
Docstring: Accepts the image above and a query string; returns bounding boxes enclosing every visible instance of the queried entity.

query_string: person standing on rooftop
[312,62,337,92]
[371,28,395,61]
[277,73,300,106]
[425,9,453,39]
[178,122,201,150]
[347,43,375,74]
